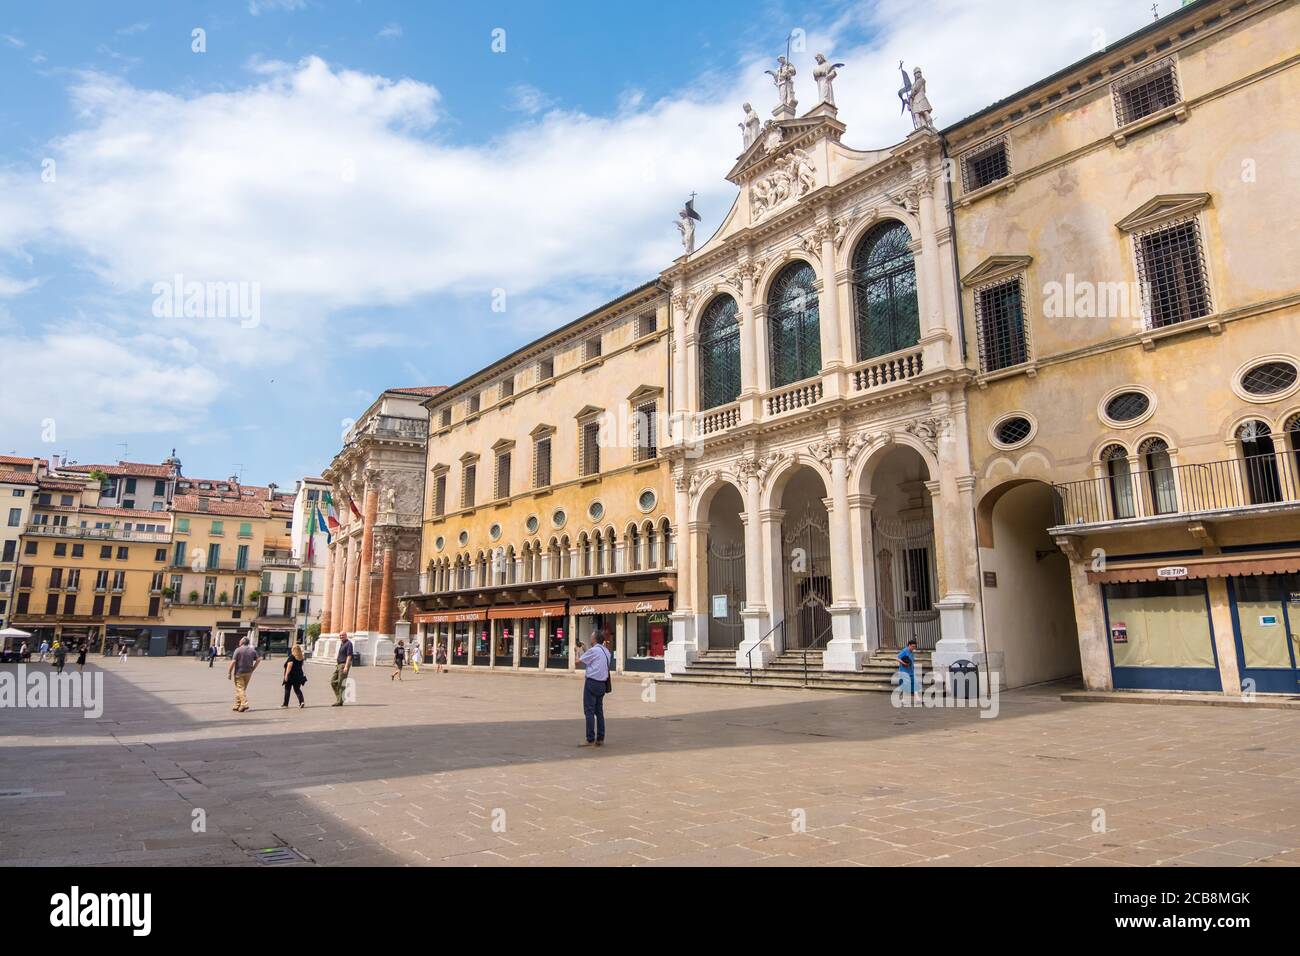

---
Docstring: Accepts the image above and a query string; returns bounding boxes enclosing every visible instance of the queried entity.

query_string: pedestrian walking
[281,644,307,709]
[208,642,218,668]
[576,630,613,748]
[118,642,129,663]
[331,632,354,706]
[227,636,261,712]
[76,642,87,673]
[435,641,447,673]
[19,641,29,662]
[53,642,67,675]
[38,639,49,663]
[411,641,422,675]
[897,638,920,702]
[391,640,405,681]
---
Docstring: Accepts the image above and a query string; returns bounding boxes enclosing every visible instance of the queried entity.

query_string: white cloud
[248,0,307,15]
[507,83,557,115]
[0,276,39,297]
[2,34,24,48]
[0,0,1160,444]
[377,23,403,40]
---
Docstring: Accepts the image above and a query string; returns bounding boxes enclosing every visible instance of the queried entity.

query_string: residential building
[0,456,46,629]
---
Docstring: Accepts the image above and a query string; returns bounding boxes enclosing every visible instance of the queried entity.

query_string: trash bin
[949,659,979,701]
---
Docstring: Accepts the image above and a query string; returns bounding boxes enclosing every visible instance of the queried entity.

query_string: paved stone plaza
[1,659,1298,867]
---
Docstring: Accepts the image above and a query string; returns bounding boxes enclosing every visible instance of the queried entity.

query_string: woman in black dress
[76,642,88,672]
[391,640,405,681]
[282,644,307,708]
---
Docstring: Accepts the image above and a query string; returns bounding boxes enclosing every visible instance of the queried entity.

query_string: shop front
[413,609,486,667]
[165,628,209,656]
[258,628,292,658]
[487,604,567,670]
[1229,572,1300,695]
[573,596,673,674]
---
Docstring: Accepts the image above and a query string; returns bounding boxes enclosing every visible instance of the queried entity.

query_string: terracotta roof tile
[0,470,39,485]
[172,494,270,518]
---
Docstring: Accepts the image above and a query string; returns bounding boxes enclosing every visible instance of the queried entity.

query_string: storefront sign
[574,596,671,615]
[1258,615,1280,627]
[486,603,567,620]
[1156,566,1189,579]
[414,609,488,624]
[1110,622,1128,644]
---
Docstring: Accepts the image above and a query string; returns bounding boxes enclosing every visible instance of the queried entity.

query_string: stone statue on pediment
[813,54,843,107]
[739,102,761,149]
[898,62,934,129]
[766,56,797,113]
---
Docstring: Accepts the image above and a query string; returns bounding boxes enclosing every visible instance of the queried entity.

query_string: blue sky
[0,0,1155,486]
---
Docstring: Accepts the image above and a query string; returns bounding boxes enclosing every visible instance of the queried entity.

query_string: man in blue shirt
[332,632,355,706]
[577,630,612,747]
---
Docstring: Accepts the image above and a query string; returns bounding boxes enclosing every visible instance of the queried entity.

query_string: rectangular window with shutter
[495,451,511,500]
[534,437,552,488]
[433,474,447,516]
[462,463,476,509]
[580,421,601,476]
[635,401,658,462]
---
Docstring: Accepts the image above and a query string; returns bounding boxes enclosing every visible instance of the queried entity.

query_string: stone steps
[666,647,933,693]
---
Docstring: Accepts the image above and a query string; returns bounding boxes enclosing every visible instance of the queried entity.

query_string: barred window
[1240,361,1297,396]
[698,295,741,410]
[466,393,480,415]
[635,400,658,462]
[768,261,821,388]
[960,137,1010,193]
[584,335,602,361]
[439,407,451,428]
[1135,217,1211,329]
[461,463,476,509]
[853,221,918,361]
[533,436,552,488]
[638,313,656,337]
[974,275,1029,372]
[499,377,514,400]
[1112,58,1180,126]
[580,420,601,476]
[494,451,511,501]
[537,357,554,382]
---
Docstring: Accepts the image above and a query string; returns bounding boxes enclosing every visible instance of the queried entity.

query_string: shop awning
[487,603,567,620]
[573,596,671,615]
[414,609,488,624]
[1086,549,1300,584]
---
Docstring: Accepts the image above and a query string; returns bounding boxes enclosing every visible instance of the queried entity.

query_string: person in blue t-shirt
[897,638,920,700]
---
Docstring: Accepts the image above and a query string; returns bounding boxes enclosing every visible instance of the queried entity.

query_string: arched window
[658,517,674,567]
[698,295,741,410]
[1238,420,1281,504]
[1140,437,1177,515]
[853,221,919,361]
[1288,414,1300,474]
[767,261,821,388]
[1102,444,1135,519]
[626,524,641,571]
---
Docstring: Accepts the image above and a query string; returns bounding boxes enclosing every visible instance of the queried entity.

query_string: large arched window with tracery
[697,295,741,410]
[853,221,919,361]
[767,261,821,388]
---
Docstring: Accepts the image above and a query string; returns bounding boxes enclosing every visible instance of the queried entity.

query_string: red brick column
[377,545,395,636]
[320,543,336,633]
[355,486,379,633]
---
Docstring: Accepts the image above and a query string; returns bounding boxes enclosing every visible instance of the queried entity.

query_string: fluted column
[735,459,773,668]
[355,484,379,632]
[321,543,336,633]
[739,260,758,396]
[664,471,697,674]
[823,438,866,671]
[377,543,395,636]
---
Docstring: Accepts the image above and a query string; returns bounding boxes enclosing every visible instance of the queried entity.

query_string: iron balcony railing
[1053,452,1300,527]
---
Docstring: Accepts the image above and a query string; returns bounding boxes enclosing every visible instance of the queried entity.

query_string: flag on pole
[306,505,319,561]
[347,495,363,520]
[315,502,331,545]
[323,491,340,532]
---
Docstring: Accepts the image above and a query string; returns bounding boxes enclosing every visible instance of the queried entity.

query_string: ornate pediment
[961,254,1033,288]
[1115,193,1211,233]
[626,384,663,404]
[726,114,841,183]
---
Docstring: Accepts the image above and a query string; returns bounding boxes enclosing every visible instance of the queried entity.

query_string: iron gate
[707,540,746,650]
[782,505,832,650]
[873,515,941,650]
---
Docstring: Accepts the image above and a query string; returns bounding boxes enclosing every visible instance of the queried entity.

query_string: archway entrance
[778,466,831,650]
[870,446,939,649]
[977,479,1081,688]
[704,483,746,650]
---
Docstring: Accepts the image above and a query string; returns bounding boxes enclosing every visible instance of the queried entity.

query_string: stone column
[377,543,395,636]
[615,613,626,674]
[670,290,689,450]
[331,542,347,634]
[735,460,773,668]
[917,176,945,338]
[1056,536,1112,691]
[665,473,697,673]
[321,543,336,634]
[760,508,787,653]
[355,484,379,633]
[823,440,866,671]
[817,221,844,371]
[739,259,759,397]
[341,538,359,633]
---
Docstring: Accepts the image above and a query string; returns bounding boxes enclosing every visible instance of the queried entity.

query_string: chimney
[50,453,61,471]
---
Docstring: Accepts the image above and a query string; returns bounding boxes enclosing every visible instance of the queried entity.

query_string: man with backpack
[576,629,613,748]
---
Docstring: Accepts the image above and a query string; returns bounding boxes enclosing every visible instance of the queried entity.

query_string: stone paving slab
[0,660,1297,866]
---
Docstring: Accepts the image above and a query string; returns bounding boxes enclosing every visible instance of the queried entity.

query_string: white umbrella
[0,627,32,639]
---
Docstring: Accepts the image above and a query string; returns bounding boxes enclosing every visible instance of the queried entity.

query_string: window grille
[1105,391,1150,422]
[974,274,1029,372]
[1241,361,1297,396]
[580,421,601,476]
[1112,58,1180,126]
[466,393,480,415]
[461,463,476,509]
[853,222,919,361]
[433,475,446,516]
[698,295,742,409]
[499,377,514,400]
[494,452,511,500]
[584,336,602,361]
[537,357,554,382]
[768,262,821,388]
[960,137,1010,193]
[533,437,552,488]
[1135,217,1210,329]
[635,401,658,461]
[994,416,1032,446]
[638,313,657,337]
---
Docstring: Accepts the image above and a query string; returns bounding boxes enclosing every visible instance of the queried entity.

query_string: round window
[525,515,539,534]
[458,530,469,546]
[1104,391,1150,423]
[588,501,604,522]
[552,509,567,529]
[489,523,502,541]
[994,416,1033,447]
[1240,360,1298,396]
[435,536,445,551]
[638,489,657,512]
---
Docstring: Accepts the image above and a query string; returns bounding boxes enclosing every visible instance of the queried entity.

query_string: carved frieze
[750,148,816,222]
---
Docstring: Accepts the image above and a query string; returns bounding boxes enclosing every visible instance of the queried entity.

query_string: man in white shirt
[577,630,612,747]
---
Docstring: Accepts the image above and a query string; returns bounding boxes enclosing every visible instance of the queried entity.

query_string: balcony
[348,414,426,444]
[1052,453,1300,530]
[168,559,262,573]
[261,554,300,569]
[849,346,924,393]
[695,403,740,438]
[24,523,171,544]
